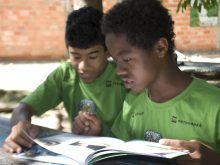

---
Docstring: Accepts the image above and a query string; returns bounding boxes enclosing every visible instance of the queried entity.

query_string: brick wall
[0,0,219,60]
[163,0,217,51]
[0,0,66,60]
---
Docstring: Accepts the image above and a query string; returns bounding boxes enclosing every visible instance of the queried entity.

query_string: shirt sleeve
[21,65,64,116]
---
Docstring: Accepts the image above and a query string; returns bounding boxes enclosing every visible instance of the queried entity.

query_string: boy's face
[106,33,161,92]
[68,44,108,83]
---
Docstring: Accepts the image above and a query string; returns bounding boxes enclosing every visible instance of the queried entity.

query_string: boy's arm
[4,64,64,153]
[10,103,34,126]
[3,103,39,153]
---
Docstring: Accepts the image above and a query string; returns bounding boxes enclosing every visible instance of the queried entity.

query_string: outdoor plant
[177,0,219,12]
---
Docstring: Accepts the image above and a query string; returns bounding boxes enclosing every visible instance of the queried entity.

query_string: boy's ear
[155,38,168,58]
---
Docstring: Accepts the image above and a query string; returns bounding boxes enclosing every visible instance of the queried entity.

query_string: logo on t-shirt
[144,130,162,142]
[105,80,123,87]
[171,116,177,123]
[171,116,202,128]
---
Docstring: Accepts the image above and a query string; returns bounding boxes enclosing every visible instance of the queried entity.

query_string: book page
[102,140,189,159]
[13,144,78,165]
[22,130,124,164]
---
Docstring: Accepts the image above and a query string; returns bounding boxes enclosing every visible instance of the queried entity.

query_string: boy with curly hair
[96,0,220,163]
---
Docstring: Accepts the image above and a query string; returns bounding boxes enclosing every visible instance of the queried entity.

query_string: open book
[13,131,189,165]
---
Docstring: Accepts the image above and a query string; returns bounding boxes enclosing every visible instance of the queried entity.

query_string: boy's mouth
[79,72,94,82]
[79,72,90,78]
[123,79,134,89]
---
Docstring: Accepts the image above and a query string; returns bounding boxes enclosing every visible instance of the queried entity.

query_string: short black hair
[102,0,175,55]
[65,6,105,49]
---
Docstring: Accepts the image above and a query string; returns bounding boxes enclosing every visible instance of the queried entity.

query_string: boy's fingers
[15,128,35,146]
[3,122,39,154]
[83,113,101,126]
[3,138,22,153]
[159,139,193,152]
[72,121,82,134]
[82,112,98,123]
[84,121,90,126]
[8,129,33,148]
[14,134,33,148]
[84,126,90,134]
[29,125,40,138]
[82,111,93,118]
[73,115,86,134]
[11,121,33,142]
[74,111,101,135]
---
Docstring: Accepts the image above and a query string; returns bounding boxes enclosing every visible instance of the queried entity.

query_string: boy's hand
[3,121,39,153]
[73,111,102,136]
[159,139,220,165]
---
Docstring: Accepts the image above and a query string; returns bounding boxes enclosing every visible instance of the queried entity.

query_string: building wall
[0,0,66,60]
[163,0,217,51]
[0,0,218,60]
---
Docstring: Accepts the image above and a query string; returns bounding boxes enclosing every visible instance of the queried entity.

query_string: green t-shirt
[21,61,127,135]
[112,78,220,152]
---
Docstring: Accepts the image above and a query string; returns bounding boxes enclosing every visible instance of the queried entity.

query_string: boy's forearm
[10,103,34,127]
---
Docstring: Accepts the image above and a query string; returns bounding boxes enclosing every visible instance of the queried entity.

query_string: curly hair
[65,6,105,49]
[102,0,175,55]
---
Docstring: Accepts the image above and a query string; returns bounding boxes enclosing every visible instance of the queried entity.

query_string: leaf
[198,4,202,12]
[176,0,219,13]
[177,0,183,12]
[193,0,198,8]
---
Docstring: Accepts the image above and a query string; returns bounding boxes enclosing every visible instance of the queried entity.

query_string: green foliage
[207,5,218,16]
[190,7,200,26]
[177,0,219,13]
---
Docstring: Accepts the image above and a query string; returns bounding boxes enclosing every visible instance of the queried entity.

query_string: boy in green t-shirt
[3,6,126,153]
[86,0,220,163]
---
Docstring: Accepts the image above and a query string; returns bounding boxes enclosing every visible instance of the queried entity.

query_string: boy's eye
[123,57,132,63]
[73,56,81,59]
[69,52,81,59]
[89,54,98,59]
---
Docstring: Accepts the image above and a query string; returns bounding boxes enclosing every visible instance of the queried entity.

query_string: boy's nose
[116,64,127,77]
[78,61,87,70]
